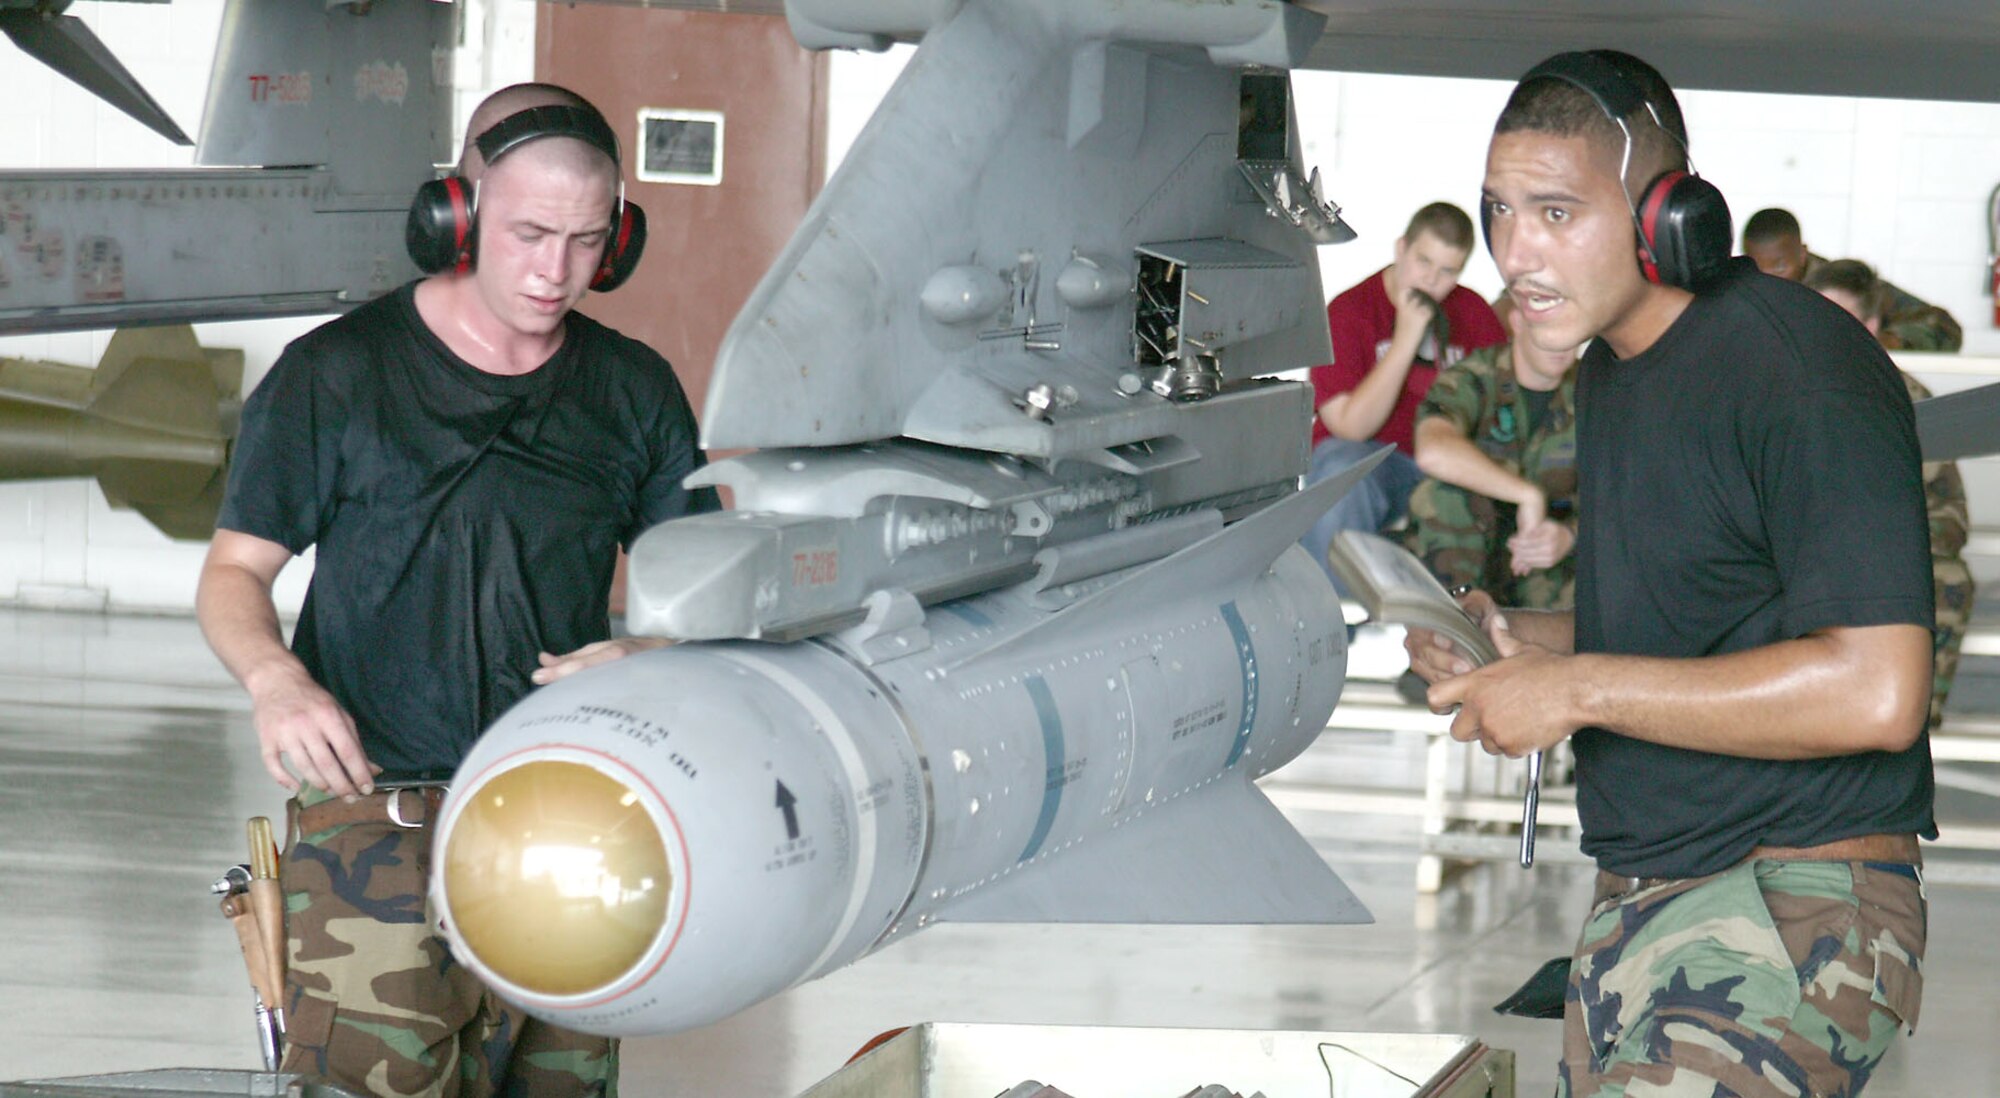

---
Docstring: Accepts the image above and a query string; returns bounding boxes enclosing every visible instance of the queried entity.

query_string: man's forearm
[1500,607,1573,653]
[196,561,309,697]
[1325,335,1420,440]
[1558,625,1930,759]
[1414,424,1538,504]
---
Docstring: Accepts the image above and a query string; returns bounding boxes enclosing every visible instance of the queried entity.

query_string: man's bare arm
[1321,293,1433,440]
[1413,416,1543,506]
[197,530,377,796]
[1435,621,1931,761]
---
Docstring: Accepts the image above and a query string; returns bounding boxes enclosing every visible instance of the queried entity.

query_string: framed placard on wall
[637,108,725,186]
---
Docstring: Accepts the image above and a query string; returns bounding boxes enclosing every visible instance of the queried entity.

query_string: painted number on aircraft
[353,61,410,106]
[247,73,313,105]
[791,548,839,588]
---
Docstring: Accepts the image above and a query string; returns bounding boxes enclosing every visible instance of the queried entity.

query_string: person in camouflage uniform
[1807,257,1979,732]
[1744,208,1964,351]
[1404,336,1580,610]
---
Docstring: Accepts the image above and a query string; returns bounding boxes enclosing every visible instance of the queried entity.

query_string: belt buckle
[387,788,425,829]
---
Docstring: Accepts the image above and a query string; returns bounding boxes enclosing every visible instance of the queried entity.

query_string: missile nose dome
[440,759,672,997]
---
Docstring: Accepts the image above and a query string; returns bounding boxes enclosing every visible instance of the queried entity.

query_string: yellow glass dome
[442,759,672,997]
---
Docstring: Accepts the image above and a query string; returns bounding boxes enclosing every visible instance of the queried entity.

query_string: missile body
[0,325,240,539]
[431,0,1371,1040]
[431,475,1372,1037]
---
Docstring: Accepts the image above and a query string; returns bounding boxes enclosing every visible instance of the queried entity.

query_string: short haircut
[1802,258,1887,321]
[1742,207,1803,245]
[1404,201,1475,252]
[459,82,596,178]
[1494,49,1688,188]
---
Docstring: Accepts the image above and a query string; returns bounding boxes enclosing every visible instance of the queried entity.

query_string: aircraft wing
[624,0,2000,104]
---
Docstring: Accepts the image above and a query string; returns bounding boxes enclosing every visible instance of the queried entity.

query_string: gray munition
[429,0,1379,1037]
[0,325,240,540]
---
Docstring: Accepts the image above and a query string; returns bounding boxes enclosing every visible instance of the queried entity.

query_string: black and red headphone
[1492,51,1732,290]
[405,103,647,293]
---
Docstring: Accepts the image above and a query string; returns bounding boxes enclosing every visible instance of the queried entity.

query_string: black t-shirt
[1572,259,1936,878]
[218,283,719,778]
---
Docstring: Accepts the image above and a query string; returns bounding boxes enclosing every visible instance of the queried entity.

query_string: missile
[431,0,1371,1040]
[0,325,240,539]
[429,456,1380,1037]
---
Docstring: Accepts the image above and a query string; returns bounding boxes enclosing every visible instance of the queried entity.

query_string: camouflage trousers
[1402,478,1573,610]
[1560,858,1926,1097]
[1929,556,1974,733]
[279,787,618,1097]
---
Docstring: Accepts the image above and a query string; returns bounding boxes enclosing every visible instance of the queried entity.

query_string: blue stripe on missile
[1019,674,1065,862]
[1222,601,1257,767]
[936,601,995,630]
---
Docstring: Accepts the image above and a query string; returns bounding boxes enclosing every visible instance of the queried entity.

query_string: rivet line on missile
[953,766,1242,895]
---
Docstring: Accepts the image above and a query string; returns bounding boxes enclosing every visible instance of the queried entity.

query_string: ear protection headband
[405,103,647,292]
[1487,51,1731,290]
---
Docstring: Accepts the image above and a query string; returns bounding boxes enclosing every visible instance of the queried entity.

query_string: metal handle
[1520,749,1543,868]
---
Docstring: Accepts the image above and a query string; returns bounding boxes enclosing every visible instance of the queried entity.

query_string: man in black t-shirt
[196,84,716,1095]
[1406,52,1933,1096]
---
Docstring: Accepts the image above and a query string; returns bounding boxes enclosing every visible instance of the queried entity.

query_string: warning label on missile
[856,777,893,815]
[765,780,820,872]
[518,706,698,779]
[775,780,801,840]
[1171,699,1228,740]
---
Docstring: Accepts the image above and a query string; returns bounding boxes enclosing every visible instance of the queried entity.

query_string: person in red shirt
[1305,202,1507,590]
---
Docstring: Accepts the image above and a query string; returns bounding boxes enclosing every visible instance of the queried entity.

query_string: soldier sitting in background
[1807,257,1979,731]
[1303,201,1508,592]
[1404,335,1581,610]
[1743,207,1963,350]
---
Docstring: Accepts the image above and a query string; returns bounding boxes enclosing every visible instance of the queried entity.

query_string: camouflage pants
[279,787,618,1097]
[1560,858,1926,1097]
[1402,478,1573,610]
[1929,556,1974,733]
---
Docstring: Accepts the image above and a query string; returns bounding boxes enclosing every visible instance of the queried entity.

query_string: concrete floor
[2,606,1997,1096]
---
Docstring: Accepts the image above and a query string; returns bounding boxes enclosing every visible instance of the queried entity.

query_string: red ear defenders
[405,103,647,293]
[1484,51,1732,291]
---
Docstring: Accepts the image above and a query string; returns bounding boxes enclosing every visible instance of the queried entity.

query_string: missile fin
[938,779,1370,925]
[124,470,230,542]
[0,10,192,146]
[1916,380,2000,461]
[89,327,225,438]
[949,445,1390,672]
